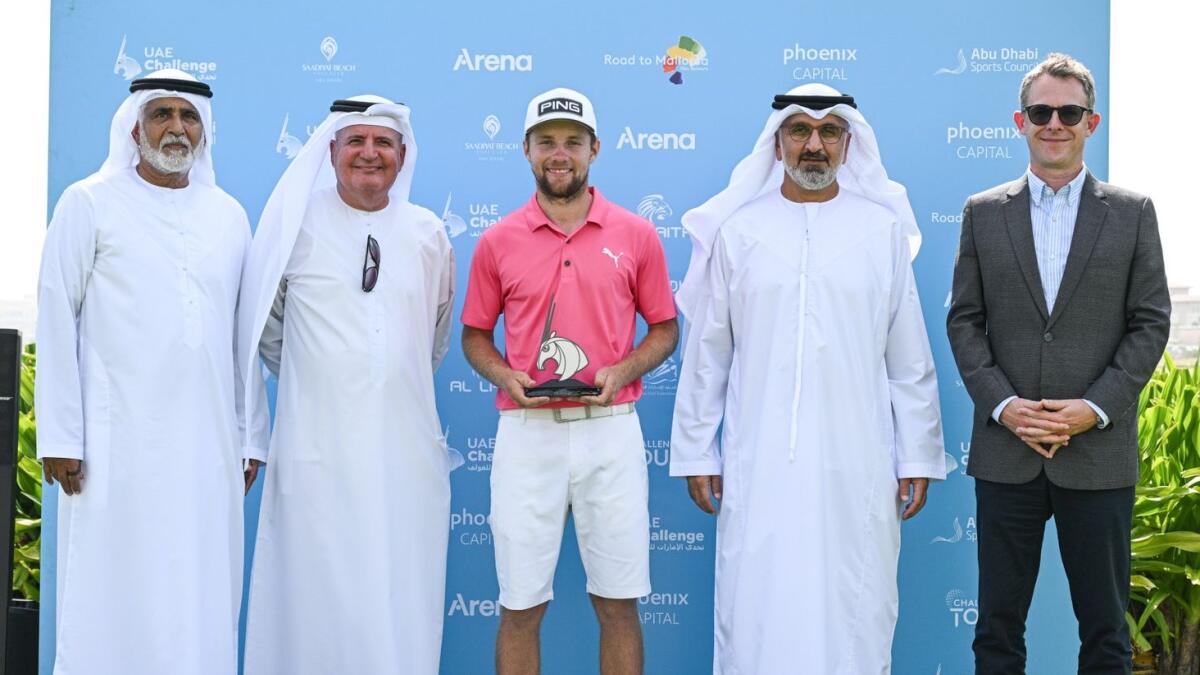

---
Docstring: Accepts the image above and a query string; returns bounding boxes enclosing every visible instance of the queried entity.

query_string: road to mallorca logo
[602,36,707,85]
[114,35,217,81]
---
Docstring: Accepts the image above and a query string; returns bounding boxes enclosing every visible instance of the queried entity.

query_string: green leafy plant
[1127,355,1200,674]
[12,343,40,601]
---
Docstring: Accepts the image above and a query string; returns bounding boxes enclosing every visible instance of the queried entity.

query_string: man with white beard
[36,69,251,675]
[670,83,946,673]
[239,96,458,674]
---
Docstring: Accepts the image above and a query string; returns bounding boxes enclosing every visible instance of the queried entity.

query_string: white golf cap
[523,87,597,134]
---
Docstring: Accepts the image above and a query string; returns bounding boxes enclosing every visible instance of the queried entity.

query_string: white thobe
[670,190,945,674]
[242,187,458,675]
[36,167,250,675]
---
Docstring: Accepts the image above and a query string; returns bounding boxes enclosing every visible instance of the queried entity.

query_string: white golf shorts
[489,406,651,610]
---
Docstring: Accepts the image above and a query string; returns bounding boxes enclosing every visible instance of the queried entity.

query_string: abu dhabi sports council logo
[930,516,977,544]
[946,120,1021,160]
[782,44,857,82]
[442,194,500,239]
[601,35,708,85]
[300,35,358,83]
[113,35,217,81]
[453,48,533,72]
[945,588,979,628]
[465,114,520,161]
[650,514,706,553]
[935,47,1042,76]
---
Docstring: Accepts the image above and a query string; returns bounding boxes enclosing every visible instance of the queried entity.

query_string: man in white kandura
[239,95,459,674]
[670,83,947,674]
[36,69,251,675]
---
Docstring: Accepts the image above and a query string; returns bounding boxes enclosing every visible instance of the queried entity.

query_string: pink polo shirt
[462,187,676,410]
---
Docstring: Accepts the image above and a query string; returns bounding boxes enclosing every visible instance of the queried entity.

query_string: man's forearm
[461,326,513,387]
[611,319,679,385]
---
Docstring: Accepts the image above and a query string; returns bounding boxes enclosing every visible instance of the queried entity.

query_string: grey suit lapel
[1047,173,1108,328]
[1002,177,1050,322]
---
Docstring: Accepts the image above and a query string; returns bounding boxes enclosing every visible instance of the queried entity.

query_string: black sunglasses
[1023,104,1091,127]
[362,234,380,292]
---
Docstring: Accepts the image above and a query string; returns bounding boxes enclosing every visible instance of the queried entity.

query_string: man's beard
[784,157,838,191]
[535,166,589,201]
[139,132,199,175]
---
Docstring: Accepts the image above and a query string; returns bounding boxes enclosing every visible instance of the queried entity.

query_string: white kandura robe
[670,190,945,675]
[242,187,458,675]
[36,167,250,675]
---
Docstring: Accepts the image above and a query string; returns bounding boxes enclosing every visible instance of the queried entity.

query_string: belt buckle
[552,406,594,423]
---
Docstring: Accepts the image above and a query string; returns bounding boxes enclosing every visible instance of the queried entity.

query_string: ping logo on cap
[538,98,583,117]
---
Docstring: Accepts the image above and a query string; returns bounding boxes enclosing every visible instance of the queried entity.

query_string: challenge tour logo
[301,35,358,83]
[945,588,979,628]
[935,47,1042,76]
[113,35,218,81]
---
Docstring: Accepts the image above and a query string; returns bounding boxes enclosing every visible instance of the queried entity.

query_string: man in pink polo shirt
[462,87,678,675]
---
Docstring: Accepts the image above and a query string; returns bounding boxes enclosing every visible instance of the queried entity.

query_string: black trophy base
[525,378,601,398]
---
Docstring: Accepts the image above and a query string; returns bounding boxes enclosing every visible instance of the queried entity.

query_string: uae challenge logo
[113,35,218,81]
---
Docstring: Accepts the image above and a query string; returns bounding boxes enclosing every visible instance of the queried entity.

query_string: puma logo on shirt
[601,247,626,268]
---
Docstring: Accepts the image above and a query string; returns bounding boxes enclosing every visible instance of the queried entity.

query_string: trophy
[524,298,601,398]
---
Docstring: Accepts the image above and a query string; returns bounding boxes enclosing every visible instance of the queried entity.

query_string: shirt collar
[1027,165,1087,207]
[522,186,609,232]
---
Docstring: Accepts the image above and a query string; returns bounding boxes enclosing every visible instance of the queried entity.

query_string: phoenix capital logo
[320,36,338,62]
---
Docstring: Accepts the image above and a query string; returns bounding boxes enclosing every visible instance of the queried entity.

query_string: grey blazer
[947,173,1170,489]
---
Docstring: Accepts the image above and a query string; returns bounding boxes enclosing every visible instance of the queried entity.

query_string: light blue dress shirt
[991,167,1108,428]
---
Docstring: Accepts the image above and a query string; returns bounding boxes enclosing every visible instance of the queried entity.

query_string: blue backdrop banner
[42,1,1110,673]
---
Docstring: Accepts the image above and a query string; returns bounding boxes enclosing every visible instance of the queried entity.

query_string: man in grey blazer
[948,53,1170,674]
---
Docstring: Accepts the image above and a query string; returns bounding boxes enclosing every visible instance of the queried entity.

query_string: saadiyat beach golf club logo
[465,114,520,161]
[483,115,501,140]
[301,35,357,83]
[114,35,217,81]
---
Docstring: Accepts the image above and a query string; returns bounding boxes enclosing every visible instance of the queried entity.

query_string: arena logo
[650,515,706,553]
[442,193,502,239]
[945,588,979,628]
[447,592,501,617]
[946,122,1021,160]
[639,589,689,625]
[643,356,679,397]
[782,44,857,81]
[645,439,670,467]
[616,127,696,151]
[453,48,533,72]
[463,434,495,473]
[465,114,521,161]
[600,35,708,86]
[114,35,218,81]
[930,210,962,225]
[637,195,687,240]
[450,507,493,546]
[930,515,977,544]
[275,114,319,160]
[935,47,1042,76]
[300,35,358,83]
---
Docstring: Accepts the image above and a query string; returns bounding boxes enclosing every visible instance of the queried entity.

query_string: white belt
[500,402,636,423]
